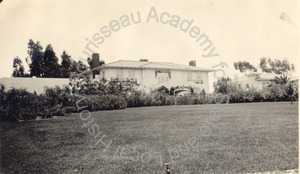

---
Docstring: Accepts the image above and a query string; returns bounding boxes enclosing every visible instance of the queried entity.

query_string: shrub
[0,88,39,121]
[151,91,170,106]
[175,95,190,105]
[78,95,127,111]
[141,94,152,106]
[156,86,169,94]
[126,91,145,107]
[165,95,176,105]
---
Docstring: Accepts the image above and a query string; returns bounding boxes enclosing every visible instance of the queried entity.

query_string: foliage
[15,39,80,78]
[234,61,257,72]
[79,95,127,111]
[270,75,290,85]
[61,51,75,78]
[43,86,77,108]
[259,58,295,75]
[1,75,298,122]
[26,39,44,77]
[228,89,262,103]
[126,90,145,107]
[0,88,39,121]
[213,77,231,94]
[150,90,174,106]
[0,86,78,122]
[43,44,61,77]
[226,80,299,103]
[156,85,169,94]
[175,94,192,105]
[87,57,105,69]
[69,77,139,96]
[12,57,29,77]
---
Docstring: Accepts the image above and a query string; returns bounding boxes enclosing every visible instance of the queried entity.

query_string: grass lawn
[0,102,298,173]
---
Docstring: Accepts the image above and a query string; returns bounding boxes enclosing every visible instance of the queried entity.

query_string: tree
[61,51,72,78]
[77,60,89,72]
[268,75,292,101]
[270,75,290,85]
[214,77,231,94]
[259,58,295,102]
[12,57,27,77]
[14,39,78,78]
[43,44,60,78]
[70,60,78,73]
[259,58,295,75]
[234,61,257,73]
[26,39,44,77]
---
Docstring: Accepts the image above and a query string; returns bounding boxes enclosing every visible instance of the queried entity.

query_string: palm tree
[270,74,290,85]
[269,74,292,102]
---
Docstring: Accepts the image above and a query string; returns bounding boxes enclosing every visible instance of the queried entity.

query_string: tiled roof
[96,60,214,72]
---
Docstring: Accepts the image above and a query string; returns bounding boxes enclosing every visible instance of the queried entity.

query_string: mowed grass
[0,102,298,174]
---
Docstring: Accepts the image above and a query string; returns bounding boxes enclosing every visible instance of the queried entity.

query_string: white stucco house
[231,72,298,90]
[231,72,275,90]
[80,56,214,93]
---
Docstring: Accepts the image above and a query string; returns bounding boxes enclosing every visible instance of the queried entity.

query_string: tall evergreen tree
[61,51,72,78]
[26,39,44,77]
[43,44,60,77]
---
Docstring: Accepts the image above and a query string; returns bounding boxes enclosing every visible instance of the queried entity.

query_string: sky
[0,0,299,84]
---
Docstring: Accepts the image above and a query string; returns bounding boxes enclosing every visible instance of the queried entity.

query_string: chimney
[91,53,100,68]
[189,60,196,66]
[91,53,100,79]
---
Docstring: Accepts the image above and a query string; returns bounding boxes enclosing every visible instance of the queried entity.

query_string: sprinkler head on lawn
[165,163,170,174]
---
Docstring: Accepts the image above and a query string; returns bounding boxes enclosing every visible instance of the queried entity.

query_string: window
[128,70,135,78]
[238,84,241,89]
[263,82,265,85]
[157,73,169,83]
[246,84,250,88]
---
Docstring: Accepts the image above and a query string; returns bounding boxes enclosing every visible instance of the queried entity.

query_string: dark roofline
[78,60,215,76]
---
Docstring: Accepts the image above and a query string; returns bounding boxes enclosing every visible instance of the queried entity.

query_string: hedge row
[1,83,298,122]
[0,87,127,122]
[125,91,215,107]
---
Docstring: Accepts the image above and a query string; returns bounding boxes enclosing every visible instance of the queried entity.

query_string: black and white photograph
[0,0,299,173]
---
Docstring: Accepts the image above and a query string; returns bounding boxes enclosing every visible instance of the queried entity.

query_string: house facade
[81,57,214,93]
[232,72,275,90]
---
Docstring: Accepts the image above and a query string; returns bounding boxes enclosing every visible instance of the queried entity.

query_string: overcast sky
[0,0,299,81]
